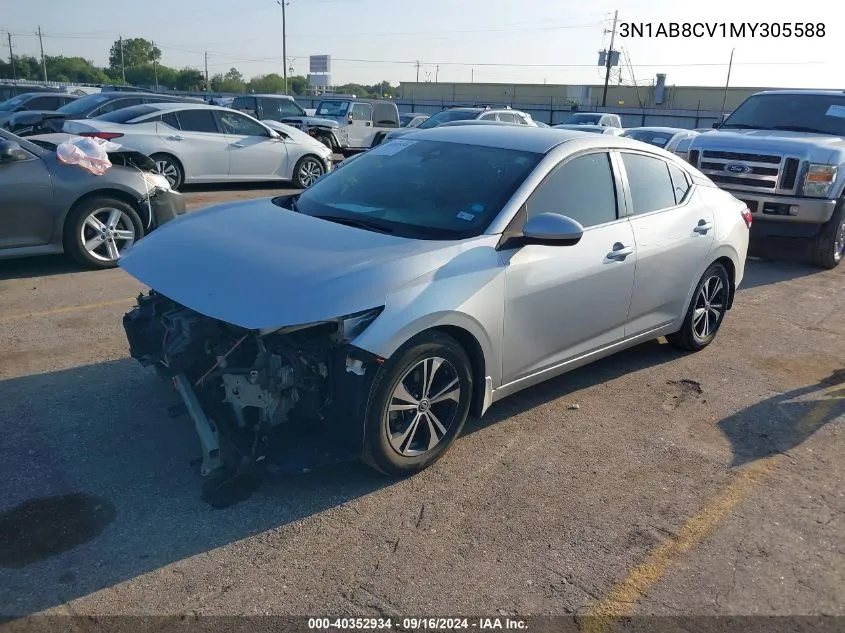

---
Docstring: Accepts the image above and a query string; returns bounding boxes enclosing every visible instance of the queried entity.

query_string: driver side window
[526,152,618,228]
[350,103,372,121]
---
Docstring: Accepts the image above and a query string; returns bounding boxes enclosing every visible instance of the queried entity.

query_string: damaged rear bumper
[123,291,382,479]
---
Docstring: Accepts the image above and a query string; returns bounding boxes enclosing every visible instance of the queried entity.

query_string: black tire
[316,133,335,152]
[667,262,731,352]
[292,155,325,188]
[63,196,144,269]
[363,332,473,476]
[150,153,184,190]
[810,199,845,269]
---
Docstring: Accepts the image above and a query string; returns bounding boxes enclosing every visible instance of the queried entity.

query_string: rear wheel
[667,262,730,352]
[810,199,845,269]
[292,155,325,188]
[64,197,144,269]
[150,153,184,190]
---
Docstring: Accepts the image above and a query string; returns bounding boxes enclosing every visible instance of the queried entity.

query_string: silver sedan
[119,126,750,490]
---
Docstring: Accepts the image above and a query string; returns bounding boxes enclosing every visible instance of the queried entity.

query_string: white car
[621,127,700,161]
[554,124,624,136]
[62,103,334,190]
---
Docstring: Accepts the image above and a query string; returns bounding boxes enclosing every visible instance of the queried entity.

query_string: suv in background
[231,94,309,121]
[380,106,537,144]
[688,89,845,269]
[0,83,57,101]
[0,92,78,115]
[562,112,622,128]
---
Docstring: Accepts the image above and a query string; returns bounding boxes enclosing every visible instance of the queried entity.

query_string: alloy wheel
[79,208,136,262]
[834,217,845,263]
[298,158,324,187]
[155,159,180,188]
[692,274,726,341]
[386,357,462,457]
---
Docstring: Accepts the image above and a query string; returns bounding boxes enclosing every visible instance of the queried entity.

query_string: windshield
[0,96,27,111]
[315,100,350,116]
[622,130,674,147]
[565,113,601,125]
[56,93,111,115]
[292,138,542,239]
[720,93,845,136]
[418,110,479,130]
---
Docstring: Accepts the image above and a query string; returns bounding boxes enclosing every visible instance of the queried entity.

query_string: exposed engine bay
[123,291,382,495]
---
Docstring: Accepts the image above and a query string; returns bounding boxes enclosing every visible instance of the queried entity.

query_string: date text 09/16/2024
[307,618,529,630]
[618,22,825,38]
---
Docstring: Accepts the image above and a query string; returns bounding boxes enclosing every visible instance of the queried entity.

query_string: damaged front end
[123,291,383,486]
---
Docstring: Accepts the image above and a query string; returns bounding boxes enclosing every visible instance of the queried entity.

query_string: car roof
[13,92,75,99]
[136,102,237,113]
[624,126,693,134]
[752,90,845,97]
[401,125,591,153]
[238,94,296,99]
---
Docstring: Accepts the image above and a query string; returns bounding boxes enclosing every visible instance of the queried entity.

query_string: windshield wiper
[313,215,394,234]
[768,125,833,135]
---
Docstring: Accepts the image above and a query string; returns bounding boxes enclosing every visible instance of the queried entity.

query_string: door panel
[347,103,373,147]
[501,222,637,383]
[0,155,54,248]
[216,110,288,179]
[621,152,716,335]
[160,109,230,181]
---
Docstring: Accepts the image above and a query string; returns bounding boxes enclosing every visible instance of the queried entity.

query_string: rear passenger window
[621,153,677,214]
[176,109,218,133]
[668,163,691,204]
[527,152,618,228]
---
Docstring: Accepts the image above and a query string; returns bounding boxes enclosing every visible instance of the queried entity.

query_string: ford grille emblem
[725,163,751,174]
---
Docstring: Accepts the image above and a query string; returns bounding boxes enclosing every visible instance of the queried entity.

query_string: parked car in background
[0,92,78,114]
[231,94,308,121]
[554,123,623,136]
[533,120,551,128]
[562,112,622,128]
[688,89,845,269]
[400,113,429,128]
[380,106,537,145]
[63,103,333,190]
[119,125,749,493]
[621,127,700,160]
[1,91,204,137]
[0,83,57,101]
[0,128,184,269]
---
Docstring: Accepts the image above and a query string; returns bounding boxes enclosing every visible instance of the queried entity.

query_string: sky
[1,0,840,89]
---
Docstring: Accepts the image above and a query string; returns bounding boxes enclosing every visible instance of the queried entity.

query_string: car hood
[118,198,489,331]
[279,115,339,129]
[692,129,845,163]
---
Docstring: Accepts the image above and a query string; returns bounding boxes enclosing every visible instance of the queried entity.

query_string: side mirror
[712,122,720,129]
[269,130,281,139]
[0,140,28,163]
[522,213,584,246]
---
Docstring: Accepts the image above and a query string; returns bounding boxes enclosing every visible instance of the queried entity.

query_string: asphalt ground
[0,185,843,628]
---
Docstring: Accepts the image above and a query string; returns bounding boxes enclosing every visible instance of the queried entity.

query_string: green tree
[45,56,109,83]
[108,37,162,76]
[247,73,285,94]
[288,75,307,96]
[174,68,205,91]
[210,67,246,92]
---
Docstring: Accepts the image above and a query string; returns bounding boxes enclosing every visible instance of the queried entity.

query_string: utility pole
[415,60,420,83]
[204,51,210,94]
[152,40,159,90]
[435,65,439,82]
[119,34,125,84]
[471,68,474,83]
[720,48,735,115]
[277,0,288,94]
[7,32,15,80]
[37,26,47,83]
[601,10,619,107]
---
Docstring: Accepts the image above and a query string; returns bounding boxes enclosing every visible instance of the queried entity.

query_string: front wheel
[64,197,144,269]
[292,155,325,188]
[363,332,473,476]
[667,262,730,352]
[810,200,845,269]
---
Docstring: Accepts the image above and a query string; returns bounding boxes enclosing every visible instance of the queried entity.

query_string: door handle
[607,242,634,260]
[231,142,244,148]
[694,219,714,234]
[167,135,184,141]
[365,121,371,126]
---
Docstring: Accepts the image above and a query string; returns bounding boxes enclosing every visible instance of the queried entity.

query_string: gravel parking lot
[1,184,843,623]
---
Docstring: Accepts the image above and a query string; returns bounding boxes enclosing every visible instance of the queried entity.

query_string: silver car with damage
[120,126,750,496]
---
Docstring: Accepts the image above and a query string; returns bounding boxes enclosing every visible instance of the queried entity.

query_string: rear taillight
[741,207,752,229]
[78,132,124,140]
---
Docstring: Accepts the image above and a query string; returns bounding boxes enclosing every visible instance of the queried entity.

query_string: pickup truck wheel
[363,332,473,477]
[64,197,144,269]
[810,199,845,269]
[316,133,335,151]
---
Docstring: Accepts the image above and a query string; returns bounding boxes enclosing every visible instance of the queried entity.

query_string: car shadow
[0,255,80,281]
[738,257,823,291]
[0,338,684,617]
[180,181,293,194]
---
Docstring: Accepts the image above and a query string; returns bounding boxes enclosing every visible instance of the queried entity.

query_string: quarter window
[526,152,618,228]
[668,163,691,204]
[620,152,677,214]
